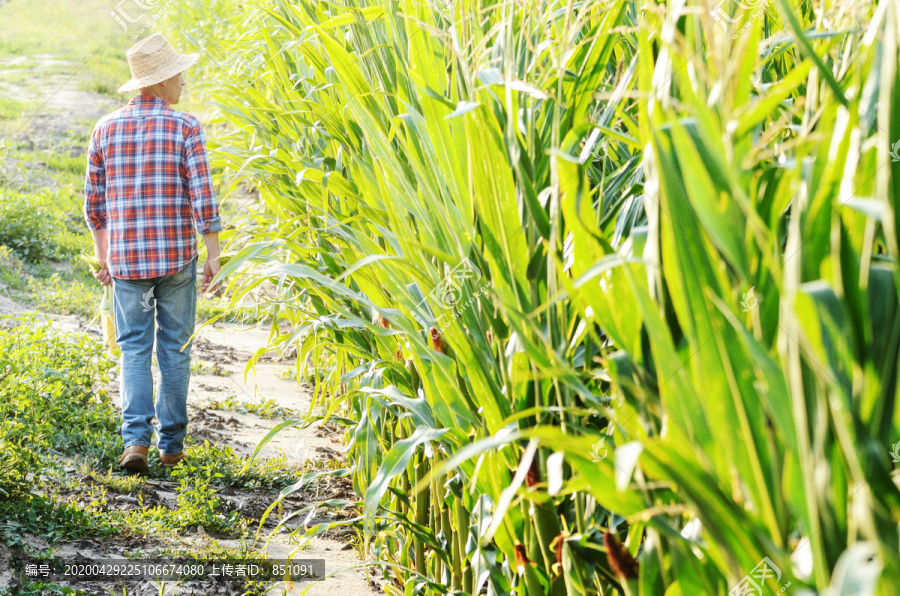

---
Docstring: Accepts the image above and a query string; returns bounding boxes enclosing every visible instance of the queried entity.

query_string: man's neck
[137,90,168,104]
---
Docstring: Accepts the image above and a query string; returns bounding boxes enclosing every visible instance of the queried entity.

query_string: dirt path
[0,295,378,596]
[0,54,120,187]
[160,321,376,596]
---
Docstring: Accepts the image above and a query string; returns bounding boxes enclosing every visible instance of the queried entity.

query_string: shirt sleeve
[83,125,107,231]
[184,121,222,234]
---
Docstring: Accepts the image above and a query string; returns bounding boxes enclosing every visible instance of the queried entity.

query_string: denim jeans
[111,256,197,456]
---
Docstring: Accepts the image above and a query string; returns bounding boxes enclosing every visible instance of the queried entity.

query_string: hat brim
[117,52,200,93]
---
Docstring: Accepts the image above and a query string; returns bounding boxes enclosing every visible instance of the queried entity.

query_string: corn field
[165,0,900,593]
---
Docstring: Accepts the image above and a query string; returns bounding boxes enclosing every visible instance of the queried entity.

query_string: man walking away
[83,33,222,472]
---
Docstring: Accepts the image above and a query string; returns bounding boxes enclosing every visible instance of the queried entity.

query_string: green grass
[203,394,298,420]
[0,96,26,120]
[190,359,229,376]
[0,313,120,470]
[0,245,26,290]
[84,468,145,494]
[276,366,298,381]
[36,152,86,177]
[0,316,302,552]
[0,181,101,318]
[176,440,299,490]
[0,495,116,547]
[0,581,85,595]
[0,0,132,94]
[0,243,101,317]
[0,184,92,262]
[13,273,98,318]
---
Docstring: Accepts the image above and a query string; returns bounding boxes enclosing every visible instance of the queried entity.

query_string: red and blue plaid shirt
[83,94,222,280]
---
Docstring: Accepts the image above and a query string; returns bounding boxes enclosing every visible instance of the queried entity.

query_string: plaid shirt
[84,95,222,280]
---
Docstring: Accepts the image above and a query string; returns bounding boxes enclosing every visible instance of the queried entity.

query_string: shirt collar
[128,95,169,108]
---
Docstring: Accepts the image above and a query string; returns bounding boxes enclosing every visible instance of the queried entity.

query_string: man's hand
[94,263,112,286]
[201,258,220,294]
[89,229,111,286]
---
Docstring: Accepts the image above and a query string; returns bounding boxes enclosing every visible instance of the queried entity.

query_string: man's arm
[202,230,221,293]
[90,229,112,285]
[184,120,223,293]
[84,126,112,286]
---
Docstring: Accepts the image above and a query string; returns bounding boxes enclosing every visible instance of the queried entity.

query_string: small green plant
[205,395,297,420]
[0,97,26,120]
[190,360,228,376]
[0,189,58,262]
[0,441,33,500]
[181,441,299,490]
[169,471,246,536]
[0,494,115,547]
[245,398,296,420]
[39,152,86,176]
[0,185,91,262]
[276,366,298,381]
[0,314,119,463]
[0,582,85,595]
[88,468,145,494]
[14,272,98,318]
[0,244,26,290]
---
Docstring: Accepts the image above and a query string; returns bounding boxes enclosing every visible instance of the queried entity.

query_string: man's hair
[139,73,180,94]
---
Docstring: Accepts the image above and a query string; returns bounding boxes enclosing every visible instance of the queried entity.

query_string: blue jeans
[111,256,197,456]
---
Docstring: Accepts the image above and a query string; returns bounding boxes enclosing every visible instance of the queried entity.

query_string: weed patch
[0,186,91,263]
[0,317,299,553]
[203,395,297,421]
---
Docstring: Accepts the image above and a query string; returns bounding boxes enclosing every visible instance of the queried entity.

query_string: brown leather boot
[117,445,148,471]
[160,451,187,469]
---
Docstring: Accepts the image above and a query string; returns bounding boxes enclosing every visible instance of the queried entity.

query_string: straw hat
[117,33,199,93]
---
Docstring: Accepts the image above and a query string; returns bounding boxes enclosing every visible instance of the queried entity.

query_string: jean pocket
[169,257,197,285]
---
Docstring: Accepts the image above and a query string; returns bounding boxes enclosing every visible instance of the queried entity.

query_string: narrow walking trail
[1,295,377,595]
